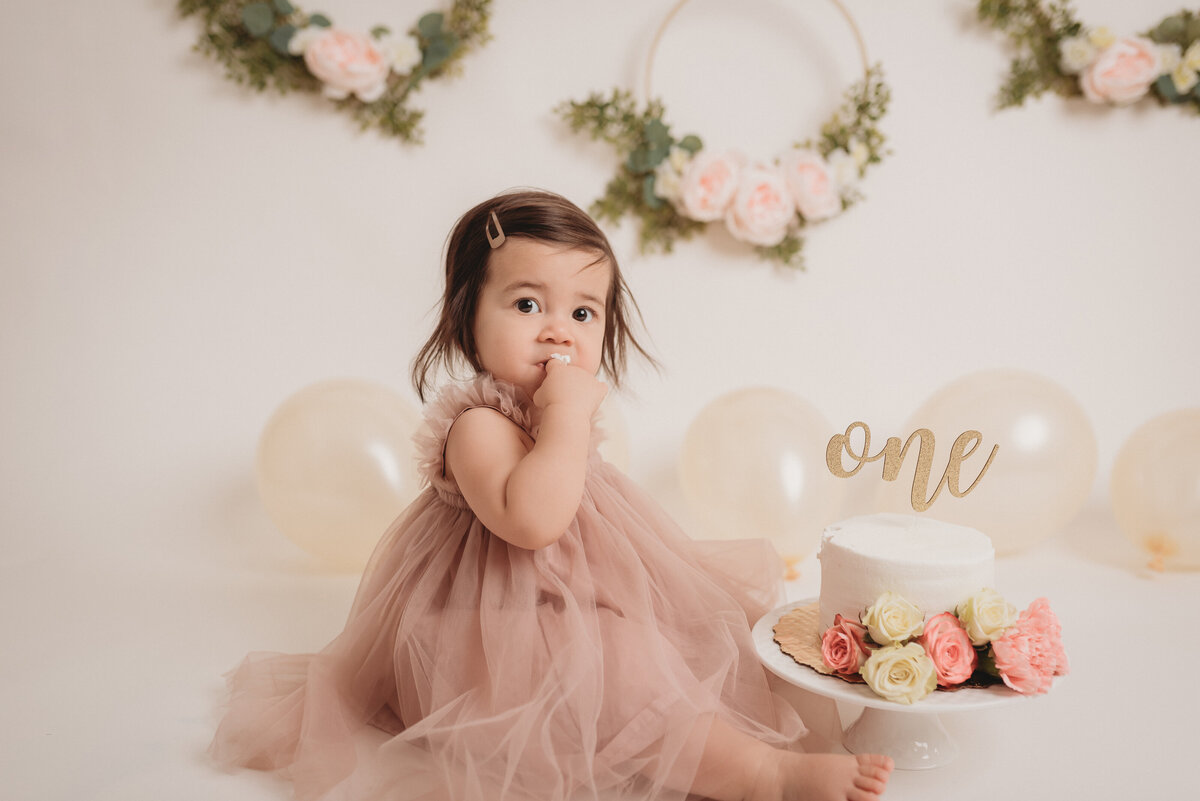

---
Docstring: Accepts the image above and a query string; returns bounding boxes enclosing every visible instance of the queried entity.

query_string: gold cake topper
[826,421,999,512]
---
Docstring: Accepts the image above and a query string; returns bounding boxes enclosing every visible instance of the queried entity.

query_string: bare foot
[753,752,894,801]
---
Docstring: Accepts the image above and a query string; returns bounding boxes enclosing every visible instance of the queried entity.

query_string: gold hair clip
[485,211,506,249]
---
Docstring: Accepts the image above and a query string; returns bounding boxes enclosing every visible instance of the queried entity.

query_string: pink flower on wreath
[1080,36,1163,105]
[991,598,1069,695]
[917,612,977,687]
[724,165,795,247]
[303,28,391,102]
[779,149,843,223]
[821,614,872,675]
[677,151,742,222]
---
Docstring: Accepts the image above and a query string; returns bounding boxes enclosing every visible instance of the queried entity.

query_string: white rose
[861,591,925,646]
[779,149,842,223]
[378,33,422,76]
[303,28,391,102]
[653,146,693,203]
[676,151,742,222]
[723,165,795,247]
[1080,36,1163,105]
[956,587,1018,647]
[1059,36,1098,74]
[861,643,937,705]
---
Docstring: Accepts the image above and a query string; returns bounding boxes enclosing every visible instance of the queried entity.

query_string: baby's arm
[446,361,606,550]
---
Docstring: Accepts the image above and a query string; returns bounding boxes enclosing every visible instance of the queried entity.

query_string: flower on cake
[917,612,978,686]
[956,587,1018,646]
[819,589,1068,703]
[860,642,937,705]
[861,591,925,646]
[820,614,871,675]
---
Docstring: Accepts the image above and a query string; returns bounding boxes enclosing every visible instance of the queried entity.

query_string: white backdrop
[3,2,1198,800]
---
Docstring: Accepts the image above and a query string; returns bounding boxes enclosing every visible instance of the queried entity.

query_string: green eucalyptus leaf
[272,0,295,15]
[642,175,664,210]
[626,147,651,174]
[422,38,453,72]
[1187,17,1200,45]
[678,134,702,153]
[643,118,670,149]
[418,12,445,40]
[371,25,391,39]
[644,141,670,169]
[268,24,296,55]
[242,3,275,38]
[1154,15,1186,44]
[1155,73,1182,103]
[309,13,331,28]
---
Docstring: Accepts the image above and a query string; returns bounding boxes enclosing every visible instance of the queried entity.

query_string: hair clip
[485,211,506,249]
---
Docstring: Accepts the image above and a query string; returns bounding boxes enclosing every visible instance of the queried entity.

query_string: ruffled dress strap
[413,374,536,508]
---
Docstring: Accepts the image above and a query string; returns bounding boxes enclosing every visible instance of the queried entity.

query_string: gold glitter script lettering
[825,422,999,512]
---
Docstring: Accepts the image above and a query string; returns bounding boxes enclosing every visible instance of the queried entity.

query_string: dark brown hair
[411,189,657,401]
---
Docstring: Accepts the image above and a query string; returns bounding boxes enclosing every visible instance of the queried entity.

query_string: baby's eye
[515,298,541,314]
[572,307,595,323]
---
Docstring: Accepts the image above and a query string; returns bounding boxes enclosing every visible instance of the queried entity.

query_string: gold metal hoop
[642,0,870,102]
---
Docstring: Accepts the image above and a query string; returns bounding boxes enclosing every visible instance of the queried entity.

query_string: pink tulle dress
[210,375,804,800]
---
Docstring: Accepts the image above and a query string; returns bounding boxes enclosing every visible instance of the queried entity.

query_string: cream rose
[1080,36,1163,105]
[1059,35,1098,74]
[378,33,422,76]
[723,166,795,247]
[676,151,742,222]
[779,149,842,223]
[861,591,924,646]
[303,28,391,102]
[956,588,1018,647]
[861,642,937,705]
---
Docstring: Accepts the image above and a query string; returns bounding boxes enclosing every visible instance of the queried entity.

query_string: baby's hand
[533,358,608,417]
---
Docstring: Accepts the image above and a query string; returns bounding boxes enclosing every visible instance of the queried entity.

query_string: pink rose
[677,151,742,222]
[723,166,794,247]
[917,612,977,687]
[303,29,391,102]
[821,614,872,675]
[1080,36,1163,105]
[991,598,1069,695]
[780,149,843,223]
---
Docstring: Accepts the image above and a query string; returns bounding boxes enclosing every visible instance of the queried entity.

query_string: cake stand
[753,599,1038,770]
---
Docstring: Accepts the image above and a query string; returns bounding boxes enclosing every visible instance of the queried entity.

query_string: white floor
[4,497,1192,801]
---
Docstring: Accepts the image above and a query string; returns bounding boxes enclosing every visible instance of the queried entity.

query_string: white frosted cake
[817,513,995,632]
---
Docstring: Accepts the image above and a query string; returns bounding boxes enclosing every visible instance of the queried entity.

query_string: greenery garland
[178,0,492,143]
[978,1,1200,112]
[558,68,890,269]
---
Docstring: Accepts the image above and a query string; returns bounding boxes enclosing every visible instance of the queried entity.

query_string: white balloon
[256,379,422,571]
[680,387,843,561]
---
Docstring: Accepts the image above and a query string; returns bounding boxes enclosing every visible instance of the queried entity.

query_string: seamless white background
[2,2,1197,799]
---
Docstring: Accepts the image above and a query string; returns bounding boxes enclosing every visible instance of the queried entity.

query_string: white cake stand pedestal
[753,600,1034,770]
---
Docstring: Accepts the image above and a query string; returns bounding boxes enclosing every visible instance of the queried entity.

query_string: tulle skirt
[211,458,803,801]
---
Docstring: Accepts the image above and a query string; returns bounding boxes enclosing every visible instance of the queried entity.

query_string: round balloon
[679,387,843,561]
[1111,408,1200,570]
[875,370,1097,555]
[256,379,422,571]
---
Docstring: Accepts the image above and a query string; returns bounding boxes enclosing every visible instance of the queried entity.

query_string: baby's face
[472,238,610,399]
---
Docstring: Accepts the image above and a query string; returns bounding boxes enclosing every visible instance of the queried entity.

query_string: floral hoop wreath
[978,1,1200,112]
[558,0,890,269]
[177,0,492,144]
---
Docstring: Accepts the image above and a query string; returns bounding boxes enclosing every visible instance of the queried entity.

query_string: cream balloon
[874,370,1097,555]
[1111,408,1200,570]
[679,387,843,561]
[256,379,422,571]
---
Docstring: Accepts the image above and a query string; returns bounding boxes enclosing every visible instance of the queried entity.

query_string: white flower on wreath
[724,164,795,247]
[653,146,694,204]
[295,27,393,102]
[1171,41,1200,95]
[677,150,743,222]
[1059,35,1097,74]
[1087,26,1116,50]
[378,32,423,76]
[779,149,843,223]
